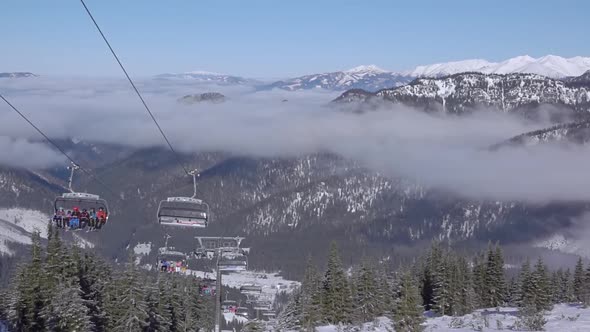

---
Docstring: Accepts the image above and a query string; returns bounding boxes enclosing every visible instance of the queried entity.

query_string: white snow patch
[311,304,590,331]
[133,242,152,256]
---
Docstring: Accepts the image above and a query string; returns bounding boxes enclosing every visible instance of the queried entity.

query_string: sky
[1,0,589,78]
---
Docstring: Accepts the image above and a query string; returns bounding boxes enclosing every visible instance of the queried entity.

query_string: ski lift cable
[79,0,190,176]
[0,93,117,197]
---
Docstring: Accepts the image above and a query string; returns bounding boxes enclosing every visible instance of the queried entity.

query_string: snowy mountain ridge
[0,72,38,78]
[154,71,256,85]
[261,65,412,92]
[334,72,590,120]
[404,55,590,78]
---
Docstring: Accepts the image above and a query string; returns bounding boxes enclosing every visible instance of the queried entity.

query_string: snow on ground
[223,312,248,324]
[188,269,299,296]
[311,304,590,332]
[0,208,48,236]
[72,232,95,249]
[0,208,49,255]
[133,242,152,256]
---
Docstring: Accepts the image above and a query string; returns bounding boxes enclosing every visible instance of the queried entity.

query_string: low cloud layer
[1,77,588,203]
[0,136,64,169]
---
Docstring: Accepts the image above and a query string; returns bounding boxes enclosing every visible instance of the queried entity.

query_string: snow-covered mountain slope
[492,120,590,149]
[405,55,590,78]
[334,72,590,120]
[154,71,257,85]
[263,65,413,92]
[0,208,48,255]
[0,72,37,78]
[310,304,590,332]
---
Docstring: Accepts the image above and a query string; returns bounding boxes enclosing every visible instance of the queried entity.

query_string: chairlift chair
[252,300,272,311]
[199,279,217,296]
[157,170,210,228]
[53,163,109,228]
[236,307,249,318]
[240,284,262,295]
[261,310,276,318]
[218,256,248,272]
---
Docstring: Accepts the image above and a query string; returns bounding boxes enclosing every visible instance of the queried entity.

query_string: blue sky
[2,0,589,78]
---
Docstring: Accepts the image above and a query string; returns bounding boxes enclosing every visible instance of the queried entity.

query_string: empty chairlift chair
[252,300,272,311]
[261,310,276,318]
[236,307,249,318]
[157,170,210,228]
[240,283,262,295]
[218,255,248,272]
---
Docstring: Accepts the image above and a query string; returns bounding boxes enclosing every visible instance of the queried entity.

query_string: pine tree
[506,277,519,307]
[518,259,534,309]
[454,256,475,316]
[583,265,590,304]
[321,242,352,324]
[111,258,149,332]
[471,252,486,308]
[421,242,443,310]
[431,253,451,315]
[353,260,381,322]
[144,282,167,332]
[551,269,565,304]
[532,258,552,312]
[43,280,93,331]
[564,268,574,303]
[375,265,394,317]
[7,265,31,332]
[573,257,585,302]
[7,232,47,332]
[300,256,322,330]
[394,272,424,332]
[78,253,111,331]
[277,290,302,331]
[242,319,265,332]
[483,244,505,308]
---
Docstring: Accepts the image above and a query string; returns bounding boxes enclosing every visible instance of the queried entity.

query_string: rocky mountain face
[261,65,413,92]
[178,92,226,104]
[0,72,37,78]
[565,70,590,87]
[334,72,590,122]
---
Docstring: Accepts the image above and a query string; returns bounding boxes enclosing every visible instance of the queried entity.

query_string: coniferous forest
[277,242,590,332]
[0,224,214,332]
[2,227,590,331]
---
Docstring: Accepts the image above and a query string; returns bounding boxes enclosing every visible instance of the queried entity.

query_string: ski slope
[0,208,48,255]
[312,304,590,332]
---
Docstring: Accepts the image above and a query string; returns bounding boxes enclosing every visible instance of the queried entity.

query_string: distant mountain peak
[344,65,388,74]
[184,70,225,76]
[0,72,38,78]
[154,71,257,85]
